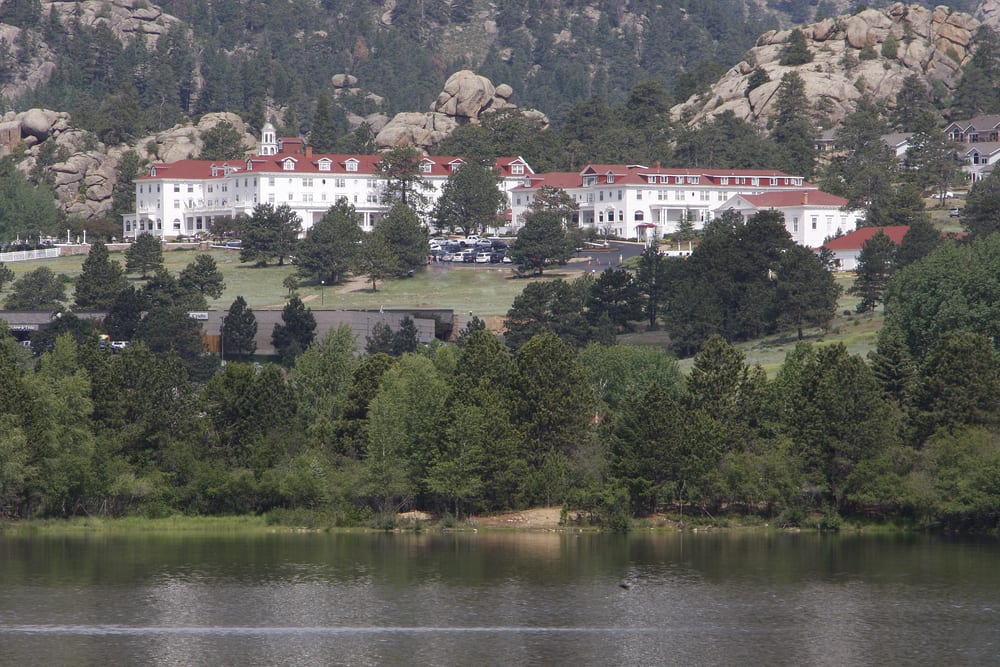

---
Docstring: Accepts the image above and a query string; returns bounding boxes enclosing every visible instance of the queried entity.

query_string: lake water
[1,530,998,666]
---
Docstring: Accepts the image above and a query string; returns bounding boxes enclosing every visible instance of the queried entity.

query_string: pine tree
[125,233,164,278]
[222,296,257,360]
[75,240,127,310]
[771,72,818,178]
[272,296,316,365]
[849,229,897,313]
[779,29,813,66]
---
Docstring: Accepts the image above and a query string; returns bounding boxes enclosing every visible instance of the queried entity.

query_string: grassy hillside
[2,249,881,370]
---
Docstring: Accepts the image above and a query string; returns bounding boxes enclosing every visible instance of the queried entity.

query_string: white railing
[0,248,61,262]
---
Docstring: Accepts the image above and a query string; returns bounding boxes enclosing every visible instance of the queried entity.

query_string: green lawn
[2,249,883,369]
[1,248,585,316]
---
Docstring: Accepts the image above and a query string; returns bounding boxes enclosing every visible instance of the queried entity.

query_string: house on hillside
[821,225,909,272]
[508,163,814,241]
[123,123,532,240]
[944,115,1000,182]
[718,190,863,248]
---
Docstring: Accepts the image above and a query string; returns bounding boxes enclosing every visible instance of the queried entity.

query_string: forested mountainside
[0,0,987,136]
[1,1,999,231]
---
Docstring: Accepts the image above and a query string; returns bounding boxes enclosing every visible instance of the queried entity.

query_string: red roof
[739,190,847,208]
[512,172,582,190]
[823,226,910,251]
[139,151,525,181]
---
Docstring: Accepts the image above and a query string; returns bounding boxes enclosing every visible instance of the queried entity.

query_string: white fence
[0,248,61,262]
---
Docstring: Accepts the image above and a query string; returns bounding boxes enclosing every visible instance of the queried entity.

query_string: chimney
[803,191,809,205]
[305,145,313,158]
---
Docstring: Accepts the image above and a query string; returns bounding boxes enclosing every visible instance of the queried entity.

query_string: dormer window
[720,177,729,185]
[690,176,699,184]
[318,158,332,172]
[659,175,668,184]
[511,164,524,175]
[245,159,254,171]
[149,167,157,177]
[607,175,615,184]
[345,159,358,172]
[282,157,296,171]
[419,162,432,173]
[584,176,597,187]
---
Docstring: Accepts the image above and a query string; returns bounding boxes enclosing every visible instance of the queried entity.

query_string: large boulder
[376,70,546,150]
[20,108,64,141]
[671,3,980,130]
[431,70,497,121]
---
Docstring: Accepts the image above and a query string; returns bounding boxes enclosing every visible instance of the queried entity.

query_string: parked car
[475,252,492,263]
[949,207,963,218]
[462,250,477,262]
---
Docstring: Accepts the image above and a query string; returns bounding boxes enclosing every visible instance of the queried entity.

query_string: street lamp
[320,280,325,306]
[219,315,226,366]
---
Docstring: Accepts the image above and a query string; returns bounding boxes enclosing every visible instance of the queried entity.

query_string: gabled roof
[738,190,849,208]
[881,132,913,148]
[512,172,581,190]
[139,152,528,180]
[822,226,910,251]
[960,142,1000,156]
[945,115,1000,132]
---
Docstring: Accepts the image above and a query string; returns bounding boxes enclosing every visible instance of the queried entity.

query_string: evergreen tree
[377,146,434,214]
[5,267,66,310]
[124,233,163,278]
[74,241,127,311]
[771,72,818,177]
[904,112,960,204]
[771,244,840,339]
[822,97,897,219]
[103,285,144,341]
[373,203,428,276]
[222,296,257,360]
[635,247,670,327]
[178,254,226,299]
[433,162,507,235]
[867,324,915,408]
[112,151,144,222]
[894,218,942,270]
[197,120,247,160]
[960,168,1000,238]
[240,203,301,266]
[849,229,897,313]
[357,231,398,292]
[509,210,575,276]
[778,28,813,66]
[295,200,364,285]
[272,296,316,365]
[308,91,341,153]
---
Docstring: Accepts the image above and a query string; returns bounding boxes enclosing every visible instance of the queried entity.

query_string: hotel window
[826,216,833,230]
[173,184,180,192]
[607,175,615,184]
[419,162,432,173]
[303,178,313,187]
[335,178,345,188]
[677,191,685,201]
[512,164,524,175]
[599,191,604,201]
[792,217,798,232]
[636,191,642,200]
[811,216,818,229]
[187,184,193,193]
[173,200,180,208]
[617,190,622,201]
[268,177,275,186]
[346,161,358,172]
[771,178,778,185]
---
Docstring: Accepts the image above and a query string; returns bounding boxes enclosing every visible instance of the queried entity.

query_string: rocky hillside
[671,3,980,129]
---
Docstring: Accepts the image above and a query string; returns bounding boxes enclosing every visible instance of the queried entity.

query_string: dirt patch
[471,507,564,529]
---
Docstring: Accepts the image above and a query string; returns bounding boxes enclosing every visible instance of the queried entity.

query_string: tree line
[1,228,999,531]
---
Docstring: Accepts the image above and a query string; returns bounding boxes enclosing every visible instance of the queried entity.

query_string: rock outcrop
[375,70,547,150]
[671,3,980,129]
[976,0,1000,31]
[8,111,257,224]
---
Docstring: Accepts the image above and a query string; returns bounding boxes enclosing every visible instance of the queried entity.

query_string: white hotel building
[123,123,533,239]
[125,125,861,247]
[508,164,862,246]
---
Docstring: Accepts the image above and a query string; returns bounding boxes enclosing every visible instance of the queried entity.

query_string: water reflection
[0,531,998,665]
